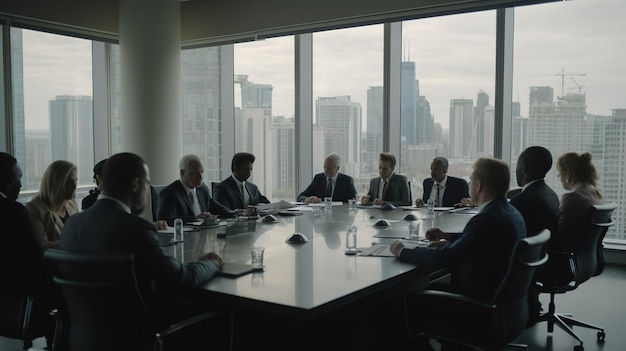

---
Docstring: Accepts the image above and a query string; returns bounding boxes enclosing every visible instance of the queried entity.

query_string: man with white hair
[158,154,235,225]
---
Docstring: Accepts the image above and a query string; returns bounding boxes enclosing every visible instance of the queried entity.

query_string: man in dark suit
[391,158,526,301]
[214,152,270,210]
[157,154,235,225]
[61,152,224,325]
[361,152,411,206]
[509,146,559,327]
[0,152,51,343]
[509,146,559,237]
[297,153,357,203]
[415,156,469,207]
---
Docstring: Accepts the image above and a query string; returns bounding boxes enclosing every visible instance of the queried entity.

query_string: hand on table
[306,196,321,204]
[200,252,224,266]
[154,220,167,231]
[415,198,424,207]
[389,241,405,257]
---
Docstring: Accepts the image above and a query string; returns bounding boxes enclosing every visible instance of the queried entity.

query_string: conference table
[159,203,475,349]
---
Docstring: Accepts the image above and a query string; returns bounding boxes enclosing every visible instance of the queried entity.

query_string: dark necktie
[382,181,389,200]
[435,183,442,207]
[325,178,333,198]
[240,183,249,207]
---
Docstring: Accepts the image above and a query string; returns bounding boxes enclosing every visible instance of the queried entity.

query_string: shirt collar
[231,174,245,187]
[435,175,448,188]
[521,178,542,192]
[476,199,494,213]
[327,173,338,182]
[179,179,196,195]
[97,194,131,214]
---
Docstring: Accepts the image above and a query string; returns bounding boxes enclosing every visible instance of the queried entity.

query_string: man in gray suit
[158,154,235,225]
[361,152,411,206]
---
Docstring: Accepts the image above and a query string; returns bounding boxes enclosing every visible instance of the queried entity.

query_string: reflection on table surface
[159,204,473,318]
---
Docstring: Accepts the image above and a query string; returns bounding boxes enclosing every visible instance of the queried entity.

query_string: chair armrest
[156,311,230,339]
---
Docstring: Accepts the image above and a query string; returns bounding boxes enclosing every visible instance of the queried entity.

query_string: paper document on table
[356,204,381,209]
[257,200,296,214]
[358,240,429,257]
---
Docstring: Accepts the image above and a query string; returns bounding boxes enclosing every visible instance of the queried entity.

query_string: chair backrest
[44,249,156,351]
[491,229,550,342]
[574,203,617,284]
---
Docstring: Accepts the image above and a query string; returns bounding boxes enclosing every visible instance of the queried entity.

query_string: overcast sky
[21,0,625,130]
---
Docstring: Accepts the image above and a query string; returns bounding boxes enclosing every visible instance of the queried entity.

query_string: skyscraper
[366,86,383,175]
[475,90,489,154]
[316,96,362,177]
[270,116,295,200]
[400,61,417,145]
[10,28,27,185]
[49,95,94,184]
[449,99,474,160]
[181,47,222,181]
[235,75,273,192]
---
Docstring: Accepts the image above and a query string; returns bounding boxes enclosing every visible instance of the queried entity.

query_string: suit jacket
[213,176,270,210]
[26,197,78,250]
[157,180,235,225]
[510,179,559,237]
[60,198,221,322]
[398,198,526,302]
[422,176,469,207]
[297,173,357,203]
[0,196,48,296]
[365,173,411,206]
[84,187,159,221]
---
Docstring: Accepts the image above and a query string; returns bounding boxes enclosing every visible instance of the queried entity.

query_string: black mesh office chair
[537,203,617,351]
[404,229,551,351]
[44,249,232,351]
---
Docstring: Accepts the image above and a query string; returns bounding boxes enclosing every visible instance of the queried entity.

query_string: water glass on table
[345,224,358,255]
[250,246,265,269]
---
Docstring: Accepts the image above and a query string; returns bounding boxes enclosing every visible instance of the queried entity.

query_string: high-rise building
[49,95,94,184]
[316,96,361,177]
[366,86,383,176]
[449,99,474,160]
[181,47,222,181]
[475,90,489,154]
[400,61,417,145]
[10,28,27,185]
[529,89,588,191]
[270,116,295,201]
[235,75,273,192]
[416,94,434,144]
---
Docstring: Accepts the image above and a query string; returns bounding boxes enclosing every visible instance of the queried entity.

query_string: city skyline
[18,0,626,132]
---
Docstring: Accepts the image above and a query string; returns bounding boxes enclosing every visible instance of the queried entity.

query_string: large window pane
[182,47,222,182]
[513,0,626,241]
[402,11,495,201]
[13,28,94,199]
[234,37,295,202]
[313,25,383,196]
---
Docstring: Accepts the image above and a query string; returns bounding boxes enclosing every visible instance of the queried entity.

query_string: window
[513,0,626,240]
[402,11,496,201]
[313,25,384,196]
[13,28,94,200]
[234,36,295,202]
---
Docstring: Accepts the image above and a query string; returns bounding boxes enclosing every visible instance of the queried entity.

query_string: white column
[119,0,182,184]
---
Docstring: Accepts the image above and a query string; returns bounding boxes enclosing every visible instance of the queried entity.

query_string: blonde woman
[26,160,79,249]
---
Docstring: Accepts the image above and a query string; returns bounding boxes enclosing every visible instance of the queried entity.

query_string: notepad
[359,240,429,257]
[216,262,262,278]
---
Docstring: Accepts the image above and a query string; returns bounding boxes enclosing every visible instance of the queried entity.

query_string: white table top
[160,204,474,318]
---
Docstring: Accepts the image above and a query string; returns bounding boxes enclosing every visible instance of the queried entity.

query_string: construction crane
[570,77,584,94]
[555,68,585,98]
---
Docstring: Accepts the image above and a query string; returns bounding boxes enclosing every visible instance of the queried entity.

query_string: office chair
[44,249,232,351]
[404,229,551,351]
[537,203,617,351]
[0,291,51,349]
